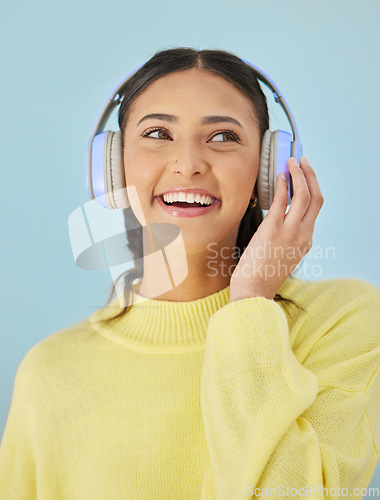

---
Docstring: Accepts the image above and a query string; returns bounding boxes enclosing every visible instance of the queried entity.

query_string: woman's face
[122,68,261,252]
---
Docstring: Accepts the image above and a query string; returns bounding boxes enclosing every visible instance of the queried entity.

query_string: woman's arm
[200,280,380,499]
[0,356,37,498]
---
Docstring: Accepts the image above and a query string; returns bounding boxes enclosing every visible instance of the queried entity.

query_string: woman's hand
[229,156,324,302]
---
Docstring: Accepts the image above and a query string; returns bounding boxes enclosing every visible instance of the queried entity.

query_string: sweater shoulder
[283,275,380,314]
[14,315,99,388]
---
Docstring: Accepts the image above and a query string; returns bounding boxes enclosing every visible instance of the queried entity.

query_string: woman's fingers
[283,157,311,225]
[263,156,323,232]
[266,172,289,221]
[297,157,324,226]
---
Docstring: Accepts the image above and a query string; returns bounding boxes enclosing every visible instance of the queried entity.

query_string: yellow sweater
[0,276,379,499]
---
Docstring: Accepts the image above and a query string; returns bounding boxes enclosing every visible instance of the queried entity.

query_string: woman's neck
[136,225,239,302]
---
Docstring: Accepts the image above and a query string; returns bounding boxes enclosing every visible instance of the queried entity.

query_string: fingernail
[289,157,299,166]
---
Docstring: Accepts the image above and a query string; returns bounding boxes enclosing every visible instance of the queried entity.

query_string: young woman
[1,48,379,499]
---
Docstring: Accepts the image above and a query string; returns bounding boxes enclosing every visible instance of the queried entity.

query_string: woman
[1,48,379,499]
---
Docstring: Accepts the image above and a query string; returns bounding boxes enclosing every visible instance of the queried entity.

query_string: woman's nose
[170,141,209,177]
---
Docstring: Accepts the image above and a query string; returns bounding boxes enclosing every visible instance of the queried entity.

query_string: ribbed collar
[89,279,293,353]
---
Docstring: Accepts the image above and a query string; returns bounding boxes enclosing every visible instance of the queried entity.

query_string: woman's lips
[156,195,220,218]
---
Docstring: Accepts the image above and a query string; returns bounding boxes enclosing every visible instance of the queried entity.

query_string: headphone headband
[86,61,301,201]
[241,60,301,159]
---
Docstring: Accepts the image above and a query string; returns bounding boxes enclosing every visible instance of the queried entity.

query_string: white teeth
[162,192,215,205]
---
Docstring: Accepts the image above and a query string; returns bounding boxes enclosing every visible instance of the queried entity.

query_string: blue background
[1,0,379,492]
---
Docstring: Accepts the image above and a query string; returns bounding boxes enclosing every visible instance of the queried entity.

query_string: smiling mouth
[158,195,219,208]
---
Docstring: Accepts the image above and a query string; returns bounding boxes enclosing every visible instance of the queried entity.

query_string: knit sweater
[0,276,379,499]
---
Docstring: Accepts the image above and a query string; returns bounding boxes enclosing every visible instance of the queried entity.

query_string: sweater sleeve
[200,285,380,499]
[0,355,37,498]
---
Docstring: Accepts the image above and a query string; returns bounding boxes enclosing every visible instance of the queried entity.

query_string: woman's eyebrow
[137,113,176,126]
[201,115,242,128]
[136,113,243,128]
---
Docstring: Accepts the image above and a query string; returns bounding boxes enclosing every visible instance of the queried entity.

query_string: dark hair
[98,47,304,324]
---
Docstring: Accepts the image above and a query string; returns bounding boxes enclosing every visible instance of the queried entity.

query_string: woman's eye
[209,131,240,143]
[143,128,172,140]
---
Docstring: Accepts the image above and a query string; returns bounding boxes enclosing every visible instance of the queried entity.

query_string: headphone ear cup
[257,130,273,210]
[104,131,130,209]
[273,130,293,205]
[91,130,129,209]
[257,129,293,210]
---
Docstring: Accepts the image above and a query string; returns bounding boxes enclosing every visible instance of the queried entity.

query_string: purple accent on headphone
[87,132,108,208]
[276,131,293,202]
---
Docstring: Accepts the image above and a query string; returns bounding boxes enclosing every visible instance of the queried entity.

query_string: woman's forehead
[127,68,256,123]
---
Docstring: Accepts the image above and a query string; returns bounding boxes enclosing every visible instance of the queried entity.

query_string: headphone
[85,59,302,211]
